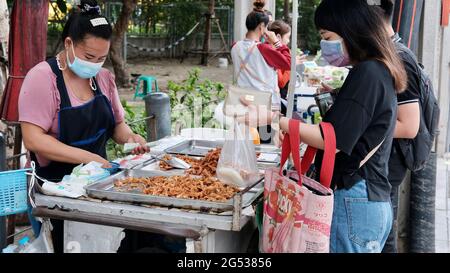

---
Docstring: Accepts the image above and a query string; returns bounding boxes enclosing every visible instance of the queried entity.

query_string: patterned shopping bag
[262,120,336,253]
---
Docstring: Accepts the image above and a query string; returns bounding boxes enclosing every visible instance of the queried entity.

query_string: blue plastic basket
[0,169,31,216]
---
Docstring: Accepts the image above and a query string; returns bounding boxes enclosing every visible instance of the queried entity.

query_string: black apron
[31,57,116,182]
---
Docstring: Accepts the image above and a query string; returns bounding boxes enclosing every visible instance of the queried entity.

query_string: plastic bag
[216,119,259,188]
[20,219,54,253]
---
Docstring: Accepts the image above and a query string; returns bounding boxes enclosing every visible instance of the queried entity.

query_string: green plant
[106,100,147,160]
[299,0,322,54]
[168,68,226,134]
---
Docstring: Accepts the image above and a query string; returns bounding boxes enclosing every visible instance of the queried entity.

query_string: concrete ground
[113,57,234,102]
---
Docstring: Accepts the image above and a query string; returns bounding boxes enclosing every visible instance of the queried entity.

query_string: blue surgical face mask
[66,42,104,79]
[320,39,350,67]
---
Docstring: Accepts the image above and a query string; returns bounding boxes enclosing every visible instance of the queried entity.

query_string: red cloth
[277,69,290,90]
[0,0,49,122]
[257,43,291,71]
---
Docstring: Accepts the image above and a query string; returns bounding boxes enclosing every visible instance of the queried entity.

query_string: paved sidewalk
[435,156,450,252]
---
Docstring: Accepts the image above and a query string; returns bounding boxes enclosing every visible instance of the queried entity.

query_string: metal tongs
[130,153,191,170]
[155,154,191,170]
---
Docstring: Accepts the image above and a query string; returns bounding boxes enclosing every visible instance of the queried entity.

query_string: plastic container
[0,169,31,216]
[218,58,228,69]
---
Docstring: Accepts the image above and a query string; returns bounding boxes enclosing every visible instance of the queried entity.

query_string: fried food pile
[159,148,222,177]
[114,175,239,202]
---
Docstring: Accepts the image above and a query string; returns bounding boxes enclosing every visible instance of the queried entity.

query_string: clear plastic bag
[20,219,54,253]
[216,119,259,188]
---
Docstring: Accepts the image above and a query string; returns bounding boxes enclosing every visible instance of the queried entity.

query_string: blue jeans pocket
[345,197,387,253]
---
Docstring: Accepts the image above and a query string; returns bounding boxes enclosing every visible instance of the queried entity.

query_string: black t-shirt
[314,60,397,202]
[388,35,421,186]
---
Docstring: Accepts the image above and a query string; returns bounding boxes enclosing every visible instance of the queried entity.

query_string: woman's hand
[317,82,335,94]
[264,30,279,45]
[237,97,274,127]
[22,122,114,168]
[127,134,149,154]
[278,130,286,147]
[91,154,112,168]
[296,54,308,65]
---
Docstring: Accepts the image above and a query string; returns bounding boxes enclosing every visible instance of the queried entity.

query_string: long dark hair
[62,0,112,44]
[315,0,407,92]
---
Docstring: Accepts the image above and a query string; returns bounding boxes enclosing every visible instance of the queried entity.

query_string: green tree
[275,0,321,53]
[298,0,321,53]
[110,0,138,88]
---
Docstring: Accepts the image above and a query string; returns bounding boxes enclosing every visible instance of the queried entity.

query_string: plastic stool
[134,75,159,99]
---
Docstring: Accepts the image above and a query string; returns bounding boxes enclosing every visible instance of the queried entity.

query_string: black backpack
[396,45,440,172]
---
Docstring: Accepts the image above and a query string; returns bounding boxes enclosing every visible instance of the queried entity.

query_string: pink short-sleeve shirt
[18,61,125,166]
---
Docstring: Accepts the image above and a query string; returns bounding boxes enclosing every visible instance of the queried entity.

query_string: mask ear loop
[56,51,67,71]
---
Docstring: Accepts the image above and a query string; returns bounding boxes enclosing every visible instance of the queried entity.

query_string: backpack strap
[235,43,258,82]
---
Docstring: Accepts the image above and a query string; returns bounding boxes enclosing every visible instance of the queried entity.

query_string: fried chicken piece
[114,174,239,202]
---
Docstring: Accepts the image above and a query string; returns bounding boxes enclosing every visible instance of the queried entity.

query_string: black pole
[392,0,424,55]
[409,152,437,253]
[392,0,436,253]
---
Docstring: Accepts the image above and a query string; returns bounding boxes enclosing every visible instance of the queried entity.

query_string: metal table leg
[0,216,6,249]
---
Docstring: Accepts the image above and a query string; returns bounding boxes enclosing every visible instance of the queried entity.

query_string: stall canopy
[0,0,49,122]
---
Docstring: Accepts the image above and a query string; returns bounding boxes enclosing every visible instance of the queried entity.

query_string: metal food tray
[85,169,263,213]
[165,139,280,164]
[165,139,224,157]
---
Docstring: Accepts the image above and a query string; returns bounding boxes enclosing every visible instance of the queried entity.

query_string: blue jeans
[330,181,393,253]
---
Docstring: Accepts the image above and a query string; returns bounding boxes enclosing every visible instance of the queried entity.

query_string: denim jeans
[330,180,393,253]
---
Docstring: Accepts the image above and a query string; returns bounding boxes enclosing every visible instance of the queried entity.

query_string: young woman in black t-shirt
[240,0,408,253]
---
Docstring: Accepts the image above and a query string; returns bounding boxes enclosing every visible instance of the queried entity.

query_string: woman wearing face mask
[267,20,307,116]
[20,0,148,180]
[18,0,148,252]
[231,4,291,143]
[241,0,407,253]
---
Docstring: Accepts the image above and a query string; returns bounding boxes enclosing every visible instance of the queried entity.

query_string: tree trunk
[201,0,215,66]
[110,0,137,88]
[283,0,290,23]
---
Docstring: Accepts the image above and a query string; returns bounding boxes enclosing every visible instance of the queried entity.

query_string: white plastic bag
[23,163,54,253]
[20,219,54,253]
[216,119,259,188]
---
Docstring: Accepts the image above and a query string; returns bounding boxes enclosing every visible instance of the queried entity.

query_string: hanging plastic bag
[21,163,54,253]
[19,219,54,253]
[216,119,260,188]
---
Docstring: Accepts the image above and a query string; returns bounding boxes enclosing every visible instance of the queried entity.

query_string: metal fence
[47,1,234,59]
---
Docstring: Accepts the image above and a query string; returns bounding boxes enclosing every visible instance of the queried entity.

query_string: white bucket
[218,58,228,69]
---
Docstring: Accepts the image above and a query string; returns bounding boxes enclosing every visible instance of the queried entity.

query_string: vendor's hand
[264,30,279,45]
[91,155,112,168]
[127,134,149,154]
[237,97,273,127]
